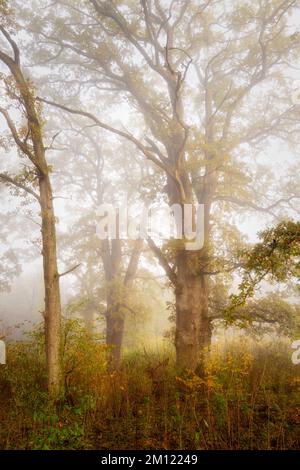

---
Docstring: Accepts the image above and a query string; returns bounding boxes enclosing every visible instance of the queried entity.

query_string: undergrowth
[0,320,299,450]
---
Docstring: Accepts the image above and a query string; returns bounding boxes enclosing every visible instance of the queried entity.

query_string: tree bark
[106,302,125,369]
[39,175,62,399]
[174,249,211,371]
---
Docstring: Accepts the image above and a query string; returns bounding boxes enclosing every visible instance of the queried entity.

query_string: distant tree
[45,123,145,368]
[0,247,20,293]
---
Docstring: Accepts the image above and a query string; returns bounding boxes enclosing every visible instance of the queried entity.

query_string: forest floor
[0,323,299,450]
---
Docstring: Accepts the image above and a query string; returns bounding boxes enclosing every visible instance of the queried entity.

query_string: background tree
[41,119,149,367]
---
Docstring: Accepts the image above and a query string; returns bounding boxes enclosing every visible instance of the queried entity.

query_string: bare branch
[59,263,81,278]
[212,194,300,216]
[37,96,177,181]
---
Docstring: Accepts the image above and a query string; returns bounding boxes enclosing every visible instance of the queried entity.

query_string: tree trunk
[175,249,211,370]
[39,174,62,399]
[82,306,95,333]
[102,239,142,370]
[106,307,125,369]
[165,163,213,371]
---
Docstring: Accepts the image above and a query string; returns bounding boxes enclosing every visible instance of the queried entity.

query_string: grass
[0,322,299,450]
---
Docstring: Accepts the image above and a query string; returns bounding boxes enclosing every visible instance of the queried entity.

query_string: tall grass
[0,321,299,449]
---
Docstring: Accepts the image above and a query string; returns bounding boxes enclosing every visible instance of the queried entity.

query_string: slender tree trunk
[39,174,62,399]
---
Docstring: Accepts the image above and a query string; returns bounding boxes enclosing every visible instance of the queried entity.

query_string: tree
[19,0,300,370]
[0,248,20,293]
[43,122,145,367]
[226,220,300,317]
[0,16,62,398]
[0,201,21,292]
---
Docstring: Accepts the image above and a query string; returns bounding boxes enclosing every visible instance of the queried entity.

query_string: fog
[1,0,300,452]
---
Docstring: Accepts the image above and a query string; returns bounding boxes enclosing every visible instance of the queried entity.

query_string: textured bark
[165,128,213,370]
[106,301,125,369]
[39,175,62,399]
[175,250,211,370]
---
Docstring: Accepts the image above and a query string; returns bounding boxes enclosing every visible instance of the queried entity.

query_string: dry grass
[0,322,299,450]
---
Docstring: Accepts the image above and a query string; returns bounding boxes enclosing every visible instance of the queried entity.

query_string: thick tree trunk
[175,250,211,370]
[39,175,62,399]
[165,165,213,370]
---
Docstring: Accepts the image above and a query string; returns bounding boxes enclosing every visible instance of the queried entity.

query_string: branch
[213,195,275,216]
[36,96,176,180]
[0,26,20,65]
[213,194,300,215]
[0,107,35,162]
[59,263,81,278]
[124,238,143,288]
[89,0,168,80]
[0,173,40,202]
[147,236,177,285]
[203,262,243,276]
